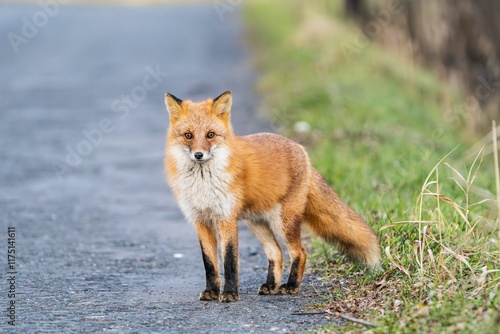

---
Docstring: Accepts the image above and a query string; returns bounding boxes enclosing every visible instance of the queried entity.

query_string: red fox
[164,91,381,303]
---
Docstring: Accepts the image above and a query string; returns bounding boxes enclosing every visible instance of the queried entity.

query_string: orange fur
[164,91,381,302]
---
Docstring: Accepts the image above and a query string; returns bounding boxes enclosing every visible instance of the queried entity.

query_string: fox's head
[165,91,233,163]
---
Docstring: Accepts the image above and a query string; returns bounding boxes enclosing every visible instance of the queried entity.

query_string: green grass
[245,1,499,332]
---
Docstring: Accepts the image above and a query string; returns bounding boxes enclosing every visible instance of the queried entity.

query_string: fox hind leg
[245,220,283,295]
[278,215,307,295]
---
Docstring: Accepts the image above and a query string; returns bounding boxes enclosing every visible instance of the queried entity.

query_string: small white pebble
[173,253,184,258]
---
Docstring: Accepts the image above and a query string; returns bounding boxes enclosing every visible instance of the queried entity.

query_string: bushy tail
[304,168,381,267]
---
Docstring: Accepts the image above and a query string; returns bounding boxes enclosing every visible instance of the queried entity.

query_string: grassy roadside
[245,1,499,332]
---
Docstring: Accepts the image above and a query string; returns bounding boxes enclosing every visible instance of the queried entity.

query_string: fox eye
[207,131,215,139]
[184,132,193,139]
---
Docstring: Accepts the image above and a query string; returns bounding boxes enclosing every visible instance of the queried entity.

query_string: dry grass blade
[419,147,459,197]
[444,162,467,185]
[427,248,436,267]
[462,124,500,162]
[420,225,428,277]
[448,175,467,195]
[492,121,500,224]
[423,191,471,228]
[469,198,493,207]
[379,220,439,232]
[425,229,477,280]
[385,246,410,277]
[417,147,459,220]
[467,146,485,187]
[440,247,475,278]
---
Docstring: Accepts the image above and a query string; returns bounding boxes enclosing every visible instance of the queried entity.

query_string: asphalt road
[0,4,336,333]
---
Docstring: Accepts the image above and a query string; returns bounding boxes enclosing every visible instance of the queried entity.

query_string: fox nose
[194,152,204,160]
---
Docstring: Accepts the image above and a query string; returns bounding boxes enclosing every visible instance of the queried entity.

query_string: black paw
[277,283,300,295]
[258,283,279,295]
[199,289,219,301]
[219,291,240,303]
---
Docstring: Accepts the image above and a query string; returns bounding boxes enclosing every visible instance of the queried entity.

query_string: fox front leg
[217,220,239,302]
[245,220,283,295]
[195,222,220,301]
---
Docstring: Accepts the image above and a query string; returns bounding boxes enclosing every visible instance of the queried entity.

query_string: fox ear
[212,91,232,119]
[165,92,183,121]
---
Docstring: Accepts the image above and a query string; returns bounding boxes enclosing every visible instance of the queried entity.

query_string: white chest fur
[168,145,236,223]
